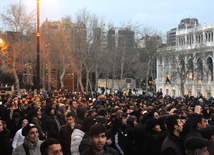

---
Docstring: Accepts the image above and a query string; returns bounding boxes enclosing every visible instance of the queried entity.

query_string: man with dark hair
[69,100,78,118]
[97,108,108,120]
[81,124,119,155]
[59,112,76,155]
[40,138,63,155]
[88,109,97,118]
[13,102,27,119]
[184,114,207,141]
[161,115,185,155]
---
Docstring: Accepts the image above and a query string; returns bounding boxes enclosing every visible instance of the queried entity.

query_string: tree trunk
[95,62,98,91]
[48,62,51,91]
[85,70,89,93]
[78,73,84,92]
[12,53,20,94]
[42,62,45,91]
[145,67,150,95]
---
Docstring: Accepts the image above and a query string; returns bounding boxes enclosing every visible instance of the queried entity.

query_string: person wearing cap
[143,117,161,155]
[202,125,214,154]
[13,123,42,155]
[56,103,67,125]
[184,137,209,155]
[161,115,185,155]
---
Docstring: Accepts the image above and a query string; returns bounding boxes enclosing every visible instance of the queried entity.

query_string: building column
[203,59,207,82]
[162,57,165,83]
[175,85,178,97]
[212,85,214,97]
[213,29,214,42]
[201,85,204,96]
[203,30,205,43]
[193,53,197,81]
[157,58,159,81]
[213,52,214,81]
[193,32,196,44]
[192,85,195,96]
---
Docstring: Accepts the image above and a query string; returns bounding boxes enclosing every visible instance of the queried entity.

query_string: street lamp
[37,0,40,95]
[0,38,3,45]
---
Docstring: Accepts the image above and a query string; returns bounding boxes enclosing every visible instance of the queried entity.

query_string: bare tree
[0,0,36,93]
[163,43,206,97]
[137,26,164,94]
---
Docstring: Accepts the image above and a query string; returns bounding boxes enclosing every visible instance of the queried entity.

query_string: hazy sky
[0,0,214,35]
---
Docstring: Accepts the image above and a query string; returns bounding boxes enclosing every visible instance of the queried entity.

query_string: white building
[156,23,214,98]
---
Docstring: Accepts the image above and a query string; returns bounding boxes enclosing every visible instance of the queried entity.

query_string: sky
[0,0,214,36]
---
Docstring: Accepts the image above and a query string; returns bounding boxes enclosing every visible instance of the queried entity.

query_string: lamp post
[37,0,40,95]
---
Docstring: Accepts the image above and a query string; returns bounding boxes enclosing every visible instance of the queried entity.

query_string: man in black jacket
[0,99,10,124]
[161,115,185,155]
[59,112,76,155]
[81,124,119,155]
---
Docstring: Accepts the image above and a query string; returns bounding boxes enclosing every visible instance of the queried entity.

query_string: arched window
[207,57,213,81]
[188,58,193,80]
[197,58,203,81]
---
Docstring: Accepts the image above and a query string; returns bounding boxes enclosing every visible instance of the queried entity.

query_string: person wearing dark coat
[7,112,23,139]
[0,120,13,155]
[161,115,185,155]
[134,114,146,155]
[143,117,161,155]
[156,114,169,155]
[59,112,76,155]
[76,107,87,128]
[109,113,129,155]
[13,102,27,120]
[183,114,207,141]
[46,106,61,140]
[0,99,10,124]
[184,137,210,155]
[79,133,91,154]
[81,124,119,155]
[201,125,214,154]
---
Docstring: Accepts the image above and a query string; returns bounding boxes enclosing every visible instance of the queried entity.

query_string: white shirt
[12,128,25,149]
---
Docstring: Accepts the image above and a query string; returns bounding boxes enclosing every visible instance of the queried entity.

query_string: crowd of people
[0,89,214,155]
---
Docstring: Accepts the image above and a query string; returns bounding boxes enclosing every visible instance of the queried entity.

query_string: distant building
[157,22,214,98]
[107,28,134,49]
[167,28,177,46]
[167,18,200,47]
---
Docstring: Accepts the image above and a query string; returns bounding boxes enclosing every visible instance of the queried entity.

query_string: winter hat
[59,104,65,108]
[157,114,169,130]
[13,112,20,119]
[145,117,158,130]
[202,125,214,140]
[22,123,37,136]
[184,137,209,150]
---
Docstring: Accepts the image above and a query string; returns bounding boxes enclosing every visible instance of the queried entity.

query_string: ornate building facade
[156,23,214,98]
